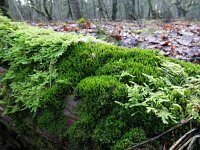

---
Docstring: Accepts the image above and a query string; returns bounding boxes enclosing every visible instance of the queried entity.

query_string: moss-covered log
[0,16,200,149]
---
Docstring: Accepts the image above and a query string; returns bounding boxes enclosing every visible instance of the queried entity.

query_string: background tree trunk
[68,0,82,20]
[43,0,53,21]
[0,0,9,17]
[147,0,157,19]
[130,0,136,19]
[4,0,200,21]
[112,0,118,21]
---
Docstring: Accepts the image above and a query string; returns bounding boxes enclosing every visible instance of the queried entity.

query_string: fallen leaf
[163,25,173,30]
[161,41,170,46]
[171,45,176,50]
[84,21,92,29]
[63,25,70,32]
[161,33,168,40]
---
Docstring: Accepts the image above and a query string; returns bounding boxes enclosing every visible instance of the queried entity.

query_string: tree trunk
[0,0,9,17]
[131,0,136,15]
[129,0,137,20]
[175,0,183,17]
[147,0,157,19]
[43,0,53,21]
[112,0,118,21]
[68,0,82,20]
[67,0,73,19]
[97,0,104,21]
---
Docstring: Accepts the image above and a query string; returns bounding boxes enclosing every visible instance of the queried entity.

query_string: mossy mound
[0,15,200,149]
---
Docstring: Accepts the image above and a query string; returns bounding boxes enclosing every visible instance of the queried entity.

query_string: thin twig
[127,118,192,150]
[187,135,200,150]
[177,131,197,150]
[170,128,198,150]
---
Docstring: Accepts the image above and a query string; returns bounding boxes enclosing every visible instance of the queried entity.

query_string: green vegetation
[113,128,147,150]
[0,15,200,149]
[37,109,67,135]
[132,28,157,34]
[117,61,200,124]
[76,17,86,24]
[198,42,200,47]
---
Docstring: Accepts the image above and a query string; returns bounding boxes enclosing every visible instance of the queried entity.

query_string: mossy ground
[0,15,200,149]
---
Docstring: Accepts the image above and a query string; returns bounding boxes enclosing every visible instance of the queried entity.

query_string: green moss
[37,109,67,136]
[76,76,127,118]
[165,57,200,76]
[132,28,157,34]
[76,17,86,24]
[0,15,200,149]
[198,42,200,47]
[57,43,162,87]
[112,128,146,150]
[92,115,126,146]
[67,114,95,149]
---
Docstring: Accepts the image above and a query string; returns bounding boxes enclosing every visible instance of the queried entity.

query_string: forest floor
[30,19,200,64]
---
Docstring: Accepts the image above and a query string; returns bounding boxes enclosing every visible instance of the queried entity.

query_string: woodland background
[1,0,200,22]
[0,1,200,150]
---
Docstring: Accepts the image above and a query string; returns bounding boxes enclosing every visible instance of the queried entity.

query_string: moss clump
[76,17,86,24]
[37,109,67,136]
[0,16,200,149]
[75,76,127,118]
[67,76,128,149]
[113,128,146,150]
[57,42,163,86]
[132,28,157,34]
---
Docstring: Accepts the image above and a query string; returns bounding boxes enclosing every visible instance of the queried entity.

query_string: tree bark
[112,0,118,21]
[0,0,9,17]
[29,0,47,20]
[147,0,157,19]
[97,0,104,21]
[43,0,53,21]
[174,0,199,18]
[131,0,136,14]
[68,0,82,20]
